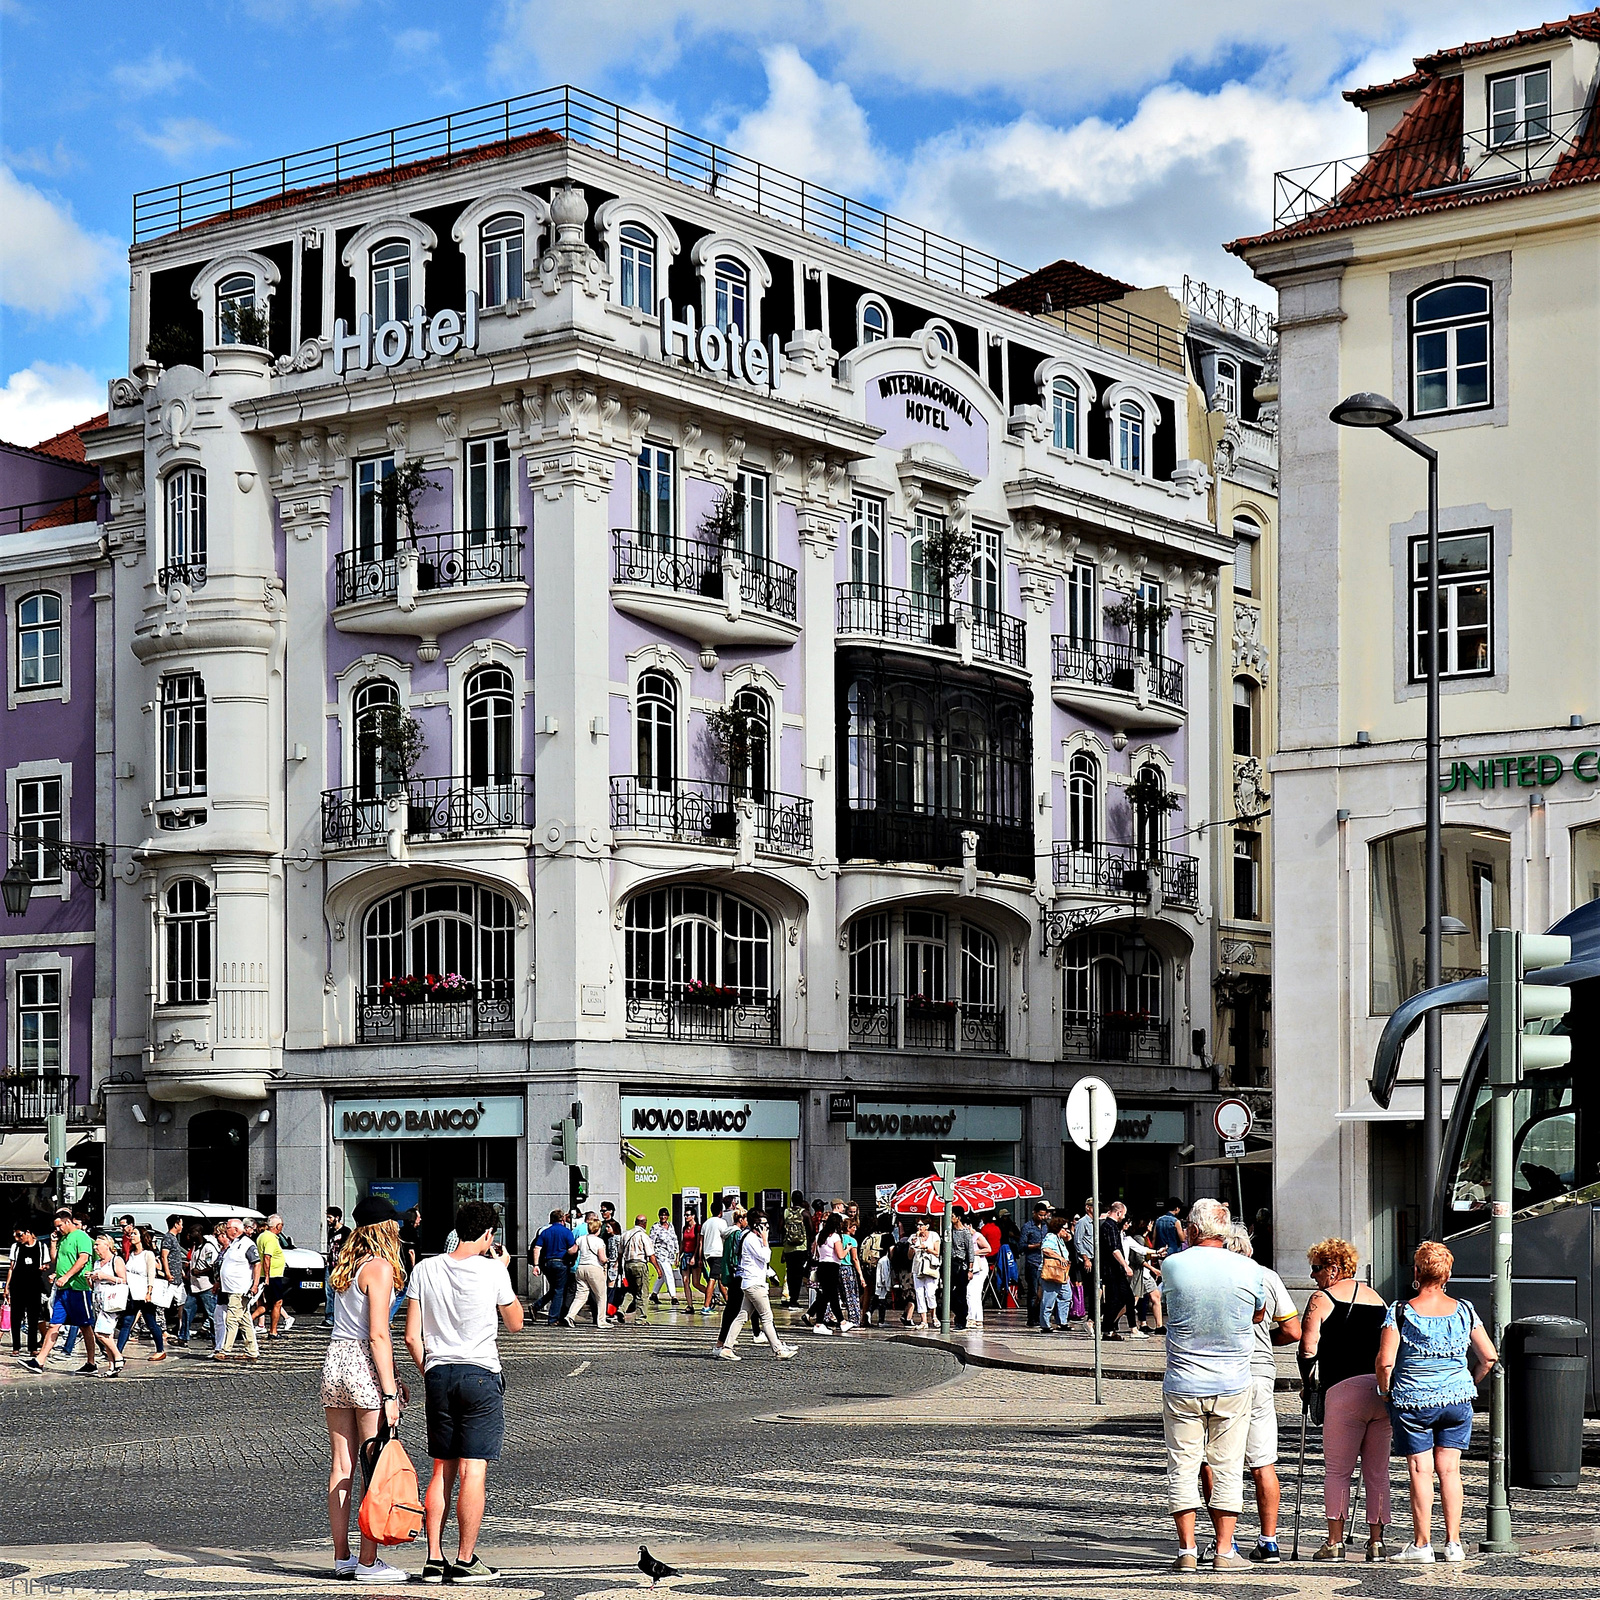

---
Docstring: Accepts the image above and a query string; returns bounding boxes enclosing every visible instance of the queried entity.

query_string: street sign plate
[1223,1138,1246,1159]
[1066,1077,1118,1152]
[1214,1098,1254,1141]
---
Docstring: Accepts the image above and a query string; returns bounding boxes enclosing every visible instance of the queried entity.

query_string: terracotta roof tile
[29,414,108,463]
[987,258,1136,316]
[1344,70,1429,107]
[1415,9,1600,72]
[24,488,103,530]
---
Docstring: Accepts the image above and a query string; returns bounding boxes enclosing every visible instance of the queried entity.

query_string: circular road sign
[1214,1097,1254,1141]
[1066,1076,1118,1152]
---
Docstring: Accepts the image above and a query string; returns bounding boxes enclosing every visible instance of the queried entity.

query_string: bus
[1373,895,1600,1410]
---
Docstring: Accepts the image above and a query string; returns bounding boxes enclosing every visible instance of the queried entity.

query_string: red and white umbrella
[891,1170,1044,1215]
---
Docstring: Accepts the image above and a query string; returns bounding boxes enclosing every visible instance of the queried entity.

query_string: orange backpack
[359,1427,425,1547]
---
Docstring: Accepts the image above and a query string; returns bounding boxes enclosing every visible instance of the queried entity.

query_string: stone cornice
[1004,472,1232,567]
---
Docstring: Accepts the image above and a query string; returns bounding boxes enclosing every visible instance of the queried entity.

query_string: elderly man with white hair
[1158,1196,1267,1573]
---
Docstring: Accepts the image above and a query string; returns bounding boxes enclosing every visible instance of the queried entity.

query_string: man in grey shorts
[404,1200,523,1584]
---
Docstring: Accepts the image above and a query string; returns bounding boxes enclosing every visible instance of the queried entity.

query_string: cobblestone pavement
[0,1312,1594,1598]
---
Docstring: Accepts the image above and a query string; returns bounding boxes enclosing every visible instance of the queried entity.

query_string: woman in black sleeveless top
[1299,1237,1391,1561]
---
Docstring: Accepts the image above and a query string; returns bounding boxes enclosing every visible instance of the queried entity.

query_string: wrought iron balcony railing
[611,531,798,621]
[847,997,1005,1054]
[1051,637,1184,706]
[1063,1017,1171,1064]
[839,805,1034,881]
[624,991,780,1045]
[0,490,103,537]
[1052,842,1200,907]
[356,990,515,1043]
[156,561,208,591]
[334,528,525,608]
[836,583,1026,668]
[1180,276,1276,344]
[610,776,812,857]
[322,775,534,849]
[0,1074,88,1126]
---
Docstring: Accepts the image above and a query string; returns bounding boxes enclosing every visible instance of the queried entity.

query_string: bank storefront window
[620,1094,799,1253]
[844,1100,1022,1219]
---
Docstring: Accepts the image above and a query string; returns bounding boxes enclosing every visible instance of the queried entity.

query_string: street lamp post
[1331,393,1445,1234]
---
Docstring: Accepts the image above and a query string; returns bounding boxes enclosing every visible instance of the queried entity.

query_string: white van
[108,1202,327,1310]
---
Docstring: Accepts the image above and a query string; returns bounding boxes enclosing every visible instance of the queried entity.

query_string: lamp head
[1,862,31,918]
[1330,392,1403,429]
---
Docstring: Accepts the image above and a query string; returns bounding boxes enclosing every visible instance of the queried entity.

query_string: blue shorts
[1389,1398,1474,1455]
[49,1289,92,1328]
[424,1363,505,1462]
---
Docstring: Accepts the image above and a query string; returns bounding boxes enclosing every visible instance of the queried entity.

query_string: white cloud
[5,140,79,177]
[393,27,440,59]
[0,165,121,319]
[136,117,235,163]
[724,47,887,195]
[0,363,105,449]
[111,47,195,97]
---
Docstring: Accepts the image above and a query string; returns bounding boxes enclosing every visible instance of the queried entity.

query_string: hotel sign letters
[334,293,481,374]
[875,373,974,435]
[657,299,784,393]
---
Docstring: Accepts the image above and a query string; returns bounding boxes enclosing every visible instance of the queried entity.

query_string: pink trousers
[1323,1373,1392,1524]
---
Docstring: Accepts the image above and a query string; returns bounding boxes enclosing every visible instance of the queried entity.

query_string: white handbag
[98,1282,130,1314]
[148,1277,180,1309]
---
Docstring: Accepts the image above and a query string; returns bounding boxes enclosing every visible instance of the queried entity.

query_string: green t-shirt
[259,1231,286,1279]
[54,1229,92,1291]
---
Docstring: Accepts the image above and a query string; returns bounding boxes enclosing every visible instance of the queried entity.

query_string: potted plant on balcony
[681,979,741,1008]
[1125,765,1181,847]
[378,461,443,588]
[357,706,429,834]
[218,300,272,350]
[1100,1007,1151,1060]
[905,993,959,1019]
[703,702,763,835]
[1102,591,1173,687]
[697,487,744,597]
[917,519,975,650]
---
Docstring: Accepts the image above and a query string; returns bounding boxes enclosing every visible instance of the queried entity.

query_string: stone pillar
[1018,536,1062,1064]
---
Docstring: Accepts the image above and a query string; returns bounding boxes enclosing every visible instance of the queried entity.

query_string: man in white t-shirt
[216,1220,261,1361]
[699,1199,728,1314]
[403,1201,524,1585]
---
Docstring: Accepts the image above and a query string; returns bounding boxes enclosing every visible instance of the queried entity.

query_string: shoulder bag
[1040,1244,1069,1284]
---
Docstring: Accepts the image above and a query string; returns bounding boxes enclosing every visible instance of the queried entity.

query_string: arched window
[1233,678,1256,757]
[352,678,401,800]
[713,257,747,335]
[970,526,1001,620]
[880,690,929,809]
[961,924,998,1010]
[730,686,770,801]
[619,223,656,312]
[1118,400,1145,474]
[849,493,884,592]
[636,671,677,792]
[624,886,771,1000]
[370,240,410,326]
[1232,514,1258,596]
[16,591,62,689]
[163,467,207,580]
[1051,377,1079,451]
[1213,357,1238,414]
[216,273,255,344]
[360,883,515,1004]
[859,298,889,344]
[903,909,947,1001]
[1068,752,1099,851]
[480,213,524,308]
[1063,928,1163,1044]
[465,665,514,789]
[162,879,212,1005]
[927,321,955,353]
[1411,279,1490,416]
[847,913,889,1006]
[944,702,987,817]
[1132,762,1168,859]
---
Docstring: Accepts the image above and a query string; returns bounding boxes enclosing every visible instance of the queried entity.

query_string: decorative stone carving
[1181,609,1216,654]
[1008,404,1048,443]
[1220,938,1256,966]
[385,417,409,462]
[1233,602,1270,682]
[1233,756,1269,820]
[109,377,141,410]
[436,409,459,444]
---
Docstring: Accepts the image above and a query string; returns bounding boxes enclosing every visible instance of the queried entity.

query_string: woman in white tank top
[321,1195,408,1582]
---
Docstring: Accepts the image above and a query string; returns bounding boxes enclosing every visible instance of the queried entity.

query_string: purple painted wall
[0,444,96,518]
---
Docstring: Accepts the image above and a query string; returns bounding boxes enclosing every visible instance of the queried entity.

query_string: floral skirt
[841,1265,862,1325]
[321,1339,383,1411]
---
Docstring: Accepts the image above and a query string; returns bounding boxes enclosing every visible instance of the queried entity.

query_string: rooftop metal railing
[0,490,103,537]
[1180,276,1276,344]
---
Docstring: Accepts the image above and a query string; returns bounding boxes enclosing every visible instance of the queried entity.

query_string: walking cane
[1290,1373,1311,1561]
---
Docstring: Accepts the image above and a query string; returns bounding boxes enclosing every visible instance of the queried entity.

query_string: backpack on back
[721,1226,746,1284]
[359,1420,425,1547]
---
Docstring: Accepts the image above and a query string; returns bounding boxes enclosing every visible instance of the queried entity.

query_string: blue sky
[0,0,1565,444]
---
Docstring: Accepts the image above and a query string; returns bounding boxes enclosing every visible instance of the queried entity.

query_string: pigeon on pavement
[638,1545,679,1585]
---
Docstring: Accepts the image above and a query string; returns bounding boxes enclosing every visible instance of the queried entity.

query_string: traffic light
[570,1164,589,1207]
[1487,930,1572,1087]
[551,1116,577,1164]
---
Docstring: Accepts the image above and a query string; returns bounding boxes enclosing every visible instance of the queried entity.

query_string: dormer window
[216,274,255,344]
[1051,377,1079,451]
[714,257,748,335]
[371,241,410,326]
[929,322,955,354]
[1489,64,1550,146]
[480,214,523,308]
[1214,358,1238,414]
[1118,401,1145,474]
[1411,280,1490,416]
[619,223,656,312]
[859,297,890,344]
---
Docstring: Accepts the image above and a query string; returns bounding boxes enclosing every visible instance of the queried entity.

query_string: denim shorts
[424,1362,506,1461]
[1389,1397,1474,1455]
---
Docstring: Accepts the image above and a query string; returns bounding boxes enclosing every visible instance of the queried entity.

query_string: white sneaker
[1129,1328,1150,1339]
[714,1346,740,1361]
[838,1321,856,1332]
[811,1323,834,1335]
[775,1346,798,1360]
[355,1558,409,1583]
[281,1312,295,1330]
[1442,1543,1466,1563]
[333,1556,358,1579]
[1392,1543,1435,1564]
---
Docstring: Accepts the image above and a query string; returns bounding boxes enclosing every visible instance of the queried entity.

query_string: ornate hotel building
[3,90,1274,1255]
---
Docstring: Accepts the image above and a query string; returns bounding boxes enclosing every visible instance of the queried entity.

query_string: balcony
[624,991,780,1045]
[156,561,208,592]
[836,584,1026,670]
[357,991,515,1044]
[332,529,527,660]
[611,531,799,651]
[1051,638,1184,731]
[0,1074,90,1128]
[322,775,534,850]
[1053,842,1199,908]
[847,998,1006,1054]
[839,805,1034,880]
[610,776,812,858]
[1064,1016,1171,1064]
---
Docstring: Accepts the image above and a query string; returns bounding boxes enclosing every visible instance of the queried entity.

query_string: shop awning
[1183,1147,1273,1169]
[1337,1082,1461,1123]
[0,1133,52,1184]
